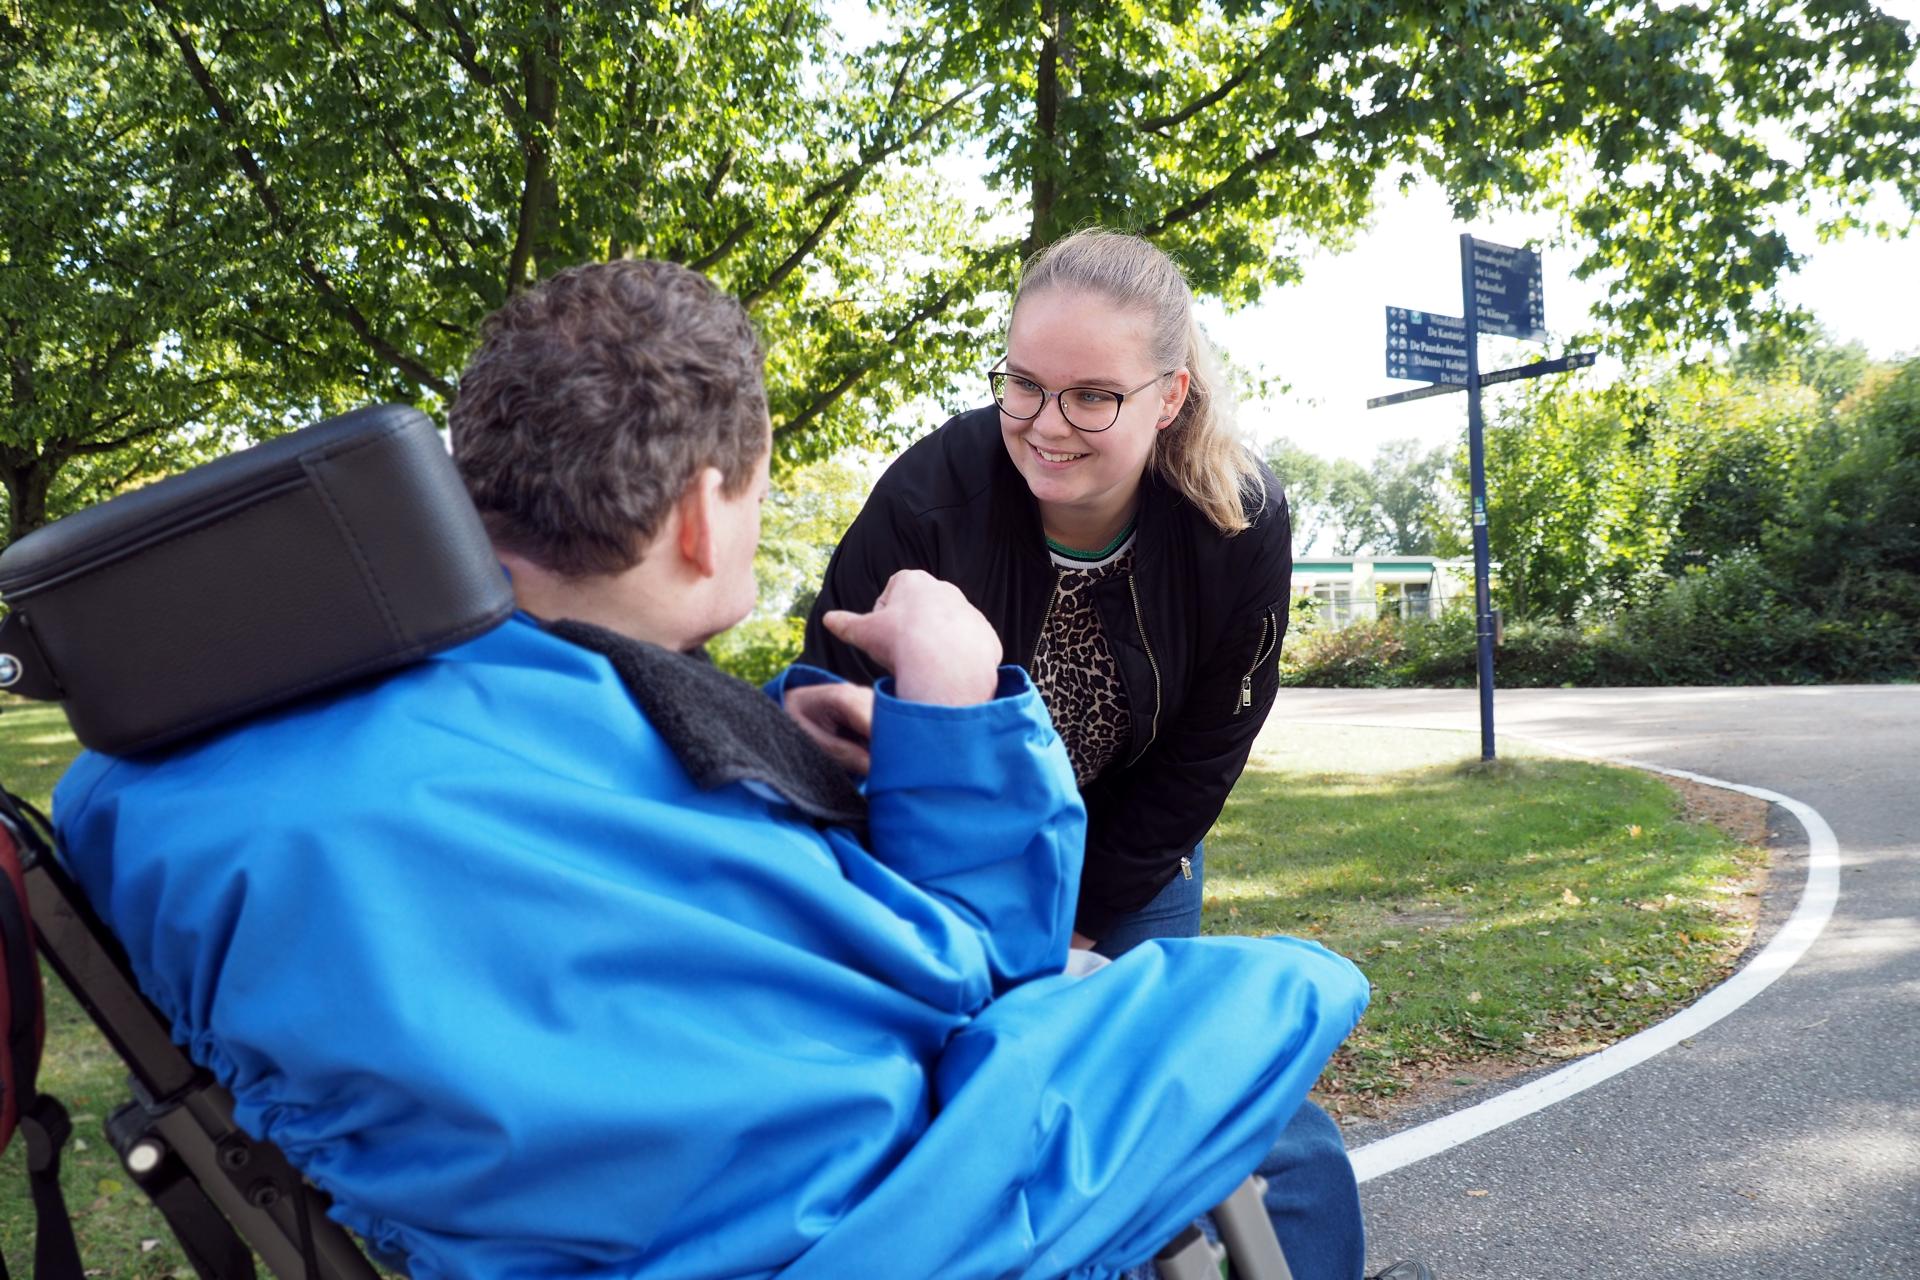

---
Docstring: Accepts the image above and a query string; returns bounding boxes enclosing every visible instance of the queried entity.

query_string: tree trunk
[506,15,564,293]
[0,453,58,551]
[1026,0,1061,257]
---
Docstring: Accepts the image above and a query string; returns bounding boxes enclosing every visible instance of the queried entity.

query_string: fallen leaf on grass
[1466,990,1482,1004]
[141,1240,162,1254]
[1561,888,1583,906]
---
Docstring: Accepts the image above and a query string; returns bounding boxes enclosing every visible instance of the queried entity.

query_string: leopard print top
[1030,532,1135,786]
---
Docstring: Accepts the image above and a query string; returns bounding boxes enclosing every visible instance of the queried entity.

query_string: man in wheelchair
[51,259,1399,1279]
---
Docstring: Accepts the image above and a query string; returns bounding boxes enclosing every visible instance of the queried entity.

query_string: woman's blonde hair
[1012,228,1266,535]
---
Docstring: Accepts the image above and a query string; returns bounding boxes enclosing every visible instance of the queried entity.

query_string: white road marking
[1347,749,1841,1184]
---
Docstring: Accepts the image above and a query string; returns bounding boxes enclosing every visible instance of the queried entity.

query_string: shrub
[1279,614,1405,687]
[1280,554,1920,690]
[708,616,806,686]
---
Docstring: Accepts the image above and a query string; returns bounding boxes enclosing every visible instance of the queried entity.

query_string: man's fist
[822,570,1002,706]
[784,682,875,774]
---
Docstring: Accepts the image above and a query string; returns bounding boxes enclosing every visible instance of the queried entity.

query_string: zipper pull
[1179,855,1193,881]
[1239,675,1253,708]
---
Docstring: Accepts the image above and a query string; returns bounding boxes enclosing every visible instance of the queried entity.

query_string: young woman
[795,228,1431,1280]
[800,227,1291,956]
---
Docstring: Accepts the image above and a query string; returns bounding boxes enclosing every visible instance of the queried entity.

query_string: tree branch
[65,376,233,457]
[313,0,477,265]
[1027,0,1061,254]
[158,5,453,395]
[701,148,736,203]
[687,219,755,273]
[774,244,1016,440]
[1135,35,1278,134]
[698,73,979,276]
[739,191,854,307]
[738,79,980,305]
[1141,109,1389,238]
[392,0,530,135]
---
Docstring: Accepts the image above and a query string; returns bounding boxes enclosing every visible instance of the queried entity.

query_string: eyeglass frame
[987,361,1177,433]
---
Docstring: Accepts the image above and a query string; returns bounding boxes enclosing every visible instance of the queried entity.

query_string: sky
[1205,179,1920,466]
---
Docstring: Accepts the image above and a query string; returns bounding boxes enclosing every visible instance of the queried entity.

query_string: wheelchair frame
[9,793,377,1280]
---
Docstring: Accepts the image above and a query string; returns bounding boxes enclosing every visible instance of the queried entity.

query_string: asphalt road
[1262,686,1920,1280]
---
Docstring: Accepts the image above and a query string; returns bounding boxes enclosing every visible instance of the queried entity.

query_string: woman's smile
[1030,441,1090,465]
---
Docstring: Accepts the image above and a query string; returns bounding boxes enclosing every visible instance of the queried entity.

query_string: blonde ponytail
[1014,228,1266,535]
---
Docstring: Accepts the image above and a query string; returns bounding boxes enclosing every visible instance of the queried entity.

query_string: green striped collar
[1045,518,1138,564]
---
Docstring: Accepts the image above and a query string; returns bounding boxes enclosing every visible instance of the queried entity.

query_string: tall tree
[7,0,1919,546]
[934,0,1920,342]
[0,6,301,544]
[1268,437,1454,556]
[1363,438,1453,556]
[1475,358,1840,620]
[1266,438,1367,554]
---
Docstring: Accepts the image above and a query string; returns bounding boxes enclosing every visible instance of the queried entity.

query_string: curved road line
[1345,743,1842,1184]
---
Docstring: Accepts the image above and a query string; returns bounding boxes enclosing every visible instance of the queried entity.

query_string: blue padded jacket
[54,614,1366,1280]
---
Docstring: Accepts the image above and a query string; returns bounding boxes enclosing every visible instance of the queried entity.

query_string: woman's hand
[822,570,1002,707]
[1070,931,1098,951]
[785,682,875,775]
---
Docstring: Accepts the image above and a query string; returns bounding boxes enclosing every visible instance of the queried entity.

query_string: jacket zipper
[1179,855,1192,881]
[1027,568,1062,668]
[1125,572,1163,765]
[1234,609,1280,716]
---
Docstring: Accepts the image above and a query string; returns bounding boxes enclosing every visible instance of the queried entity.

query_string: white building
[1290,556,1476,628]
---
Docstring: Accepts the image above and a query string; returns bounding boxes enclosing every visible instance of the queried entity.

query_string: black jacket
[802,407,1292,938]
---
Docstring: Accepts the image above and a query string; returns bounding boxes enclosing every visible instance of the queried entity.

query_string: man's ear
[674,466,726,578]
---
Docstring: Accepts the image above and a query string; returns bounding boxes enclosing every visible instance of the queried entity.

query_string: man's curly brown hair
[450,259,769,577]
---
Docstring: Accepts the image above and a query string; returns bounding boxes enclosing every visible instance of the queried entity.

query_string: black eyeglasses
[988,363,1174,433]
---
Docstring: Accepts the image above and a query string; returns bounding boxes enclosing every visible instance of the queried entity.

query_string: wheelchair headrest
[0,405,515,756]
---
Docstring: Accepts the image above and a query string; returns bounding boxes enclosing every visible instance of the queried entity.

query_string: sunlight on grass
[1206,724,1763,1109]
[0,698,193,1275]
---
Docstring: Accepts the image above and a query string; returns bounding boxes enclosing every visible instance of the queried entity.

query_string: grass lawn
[1208,724,1765,1113]
[0,697,189,1276]
[0,706,1765,1271]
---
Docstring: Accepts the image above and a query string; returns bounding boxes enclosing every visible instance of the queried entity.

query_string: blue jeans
[1093,844,1207,960]
[1098,845,1366,1280]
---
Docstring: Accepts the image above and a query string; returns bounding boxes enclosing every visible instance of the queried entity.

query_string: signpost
[1384,308,1468,385]
[1467,240,1547,342]
[1372,235,1594,760]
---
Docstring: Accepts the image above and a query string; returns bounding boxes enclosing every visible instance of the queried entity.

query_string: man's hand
[785,682,875,775]
[822,570,1002,706]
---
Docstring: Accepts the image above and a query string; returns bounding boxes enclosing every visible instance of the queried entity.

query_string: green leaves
[6,0,1916,550]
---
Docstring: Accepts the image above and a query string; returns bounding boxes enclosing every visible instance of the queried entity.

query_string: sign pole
[1460,233,1496,761]
[1379,235,1575,759]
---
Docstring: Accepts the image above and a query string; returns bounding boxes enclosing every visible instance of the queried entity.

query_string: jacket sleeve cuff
[764,662,847,706]
[1074,899,1121,942]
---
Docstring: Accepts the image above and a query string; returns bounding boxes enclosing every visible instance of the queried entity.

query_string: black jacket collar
[546,619,867,833]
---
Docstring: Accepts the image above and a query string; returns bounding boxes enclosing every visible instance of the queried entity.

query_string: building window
[1311,584,1353,628]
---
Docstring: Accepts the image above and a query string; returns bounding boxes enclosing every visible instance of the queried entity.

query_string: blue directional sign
[1467,238,1546,342]
[1385,307,1469,384]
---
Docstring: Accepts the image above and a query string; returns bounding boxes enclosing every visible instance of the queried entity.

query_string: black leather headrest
[0,405,515,755]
